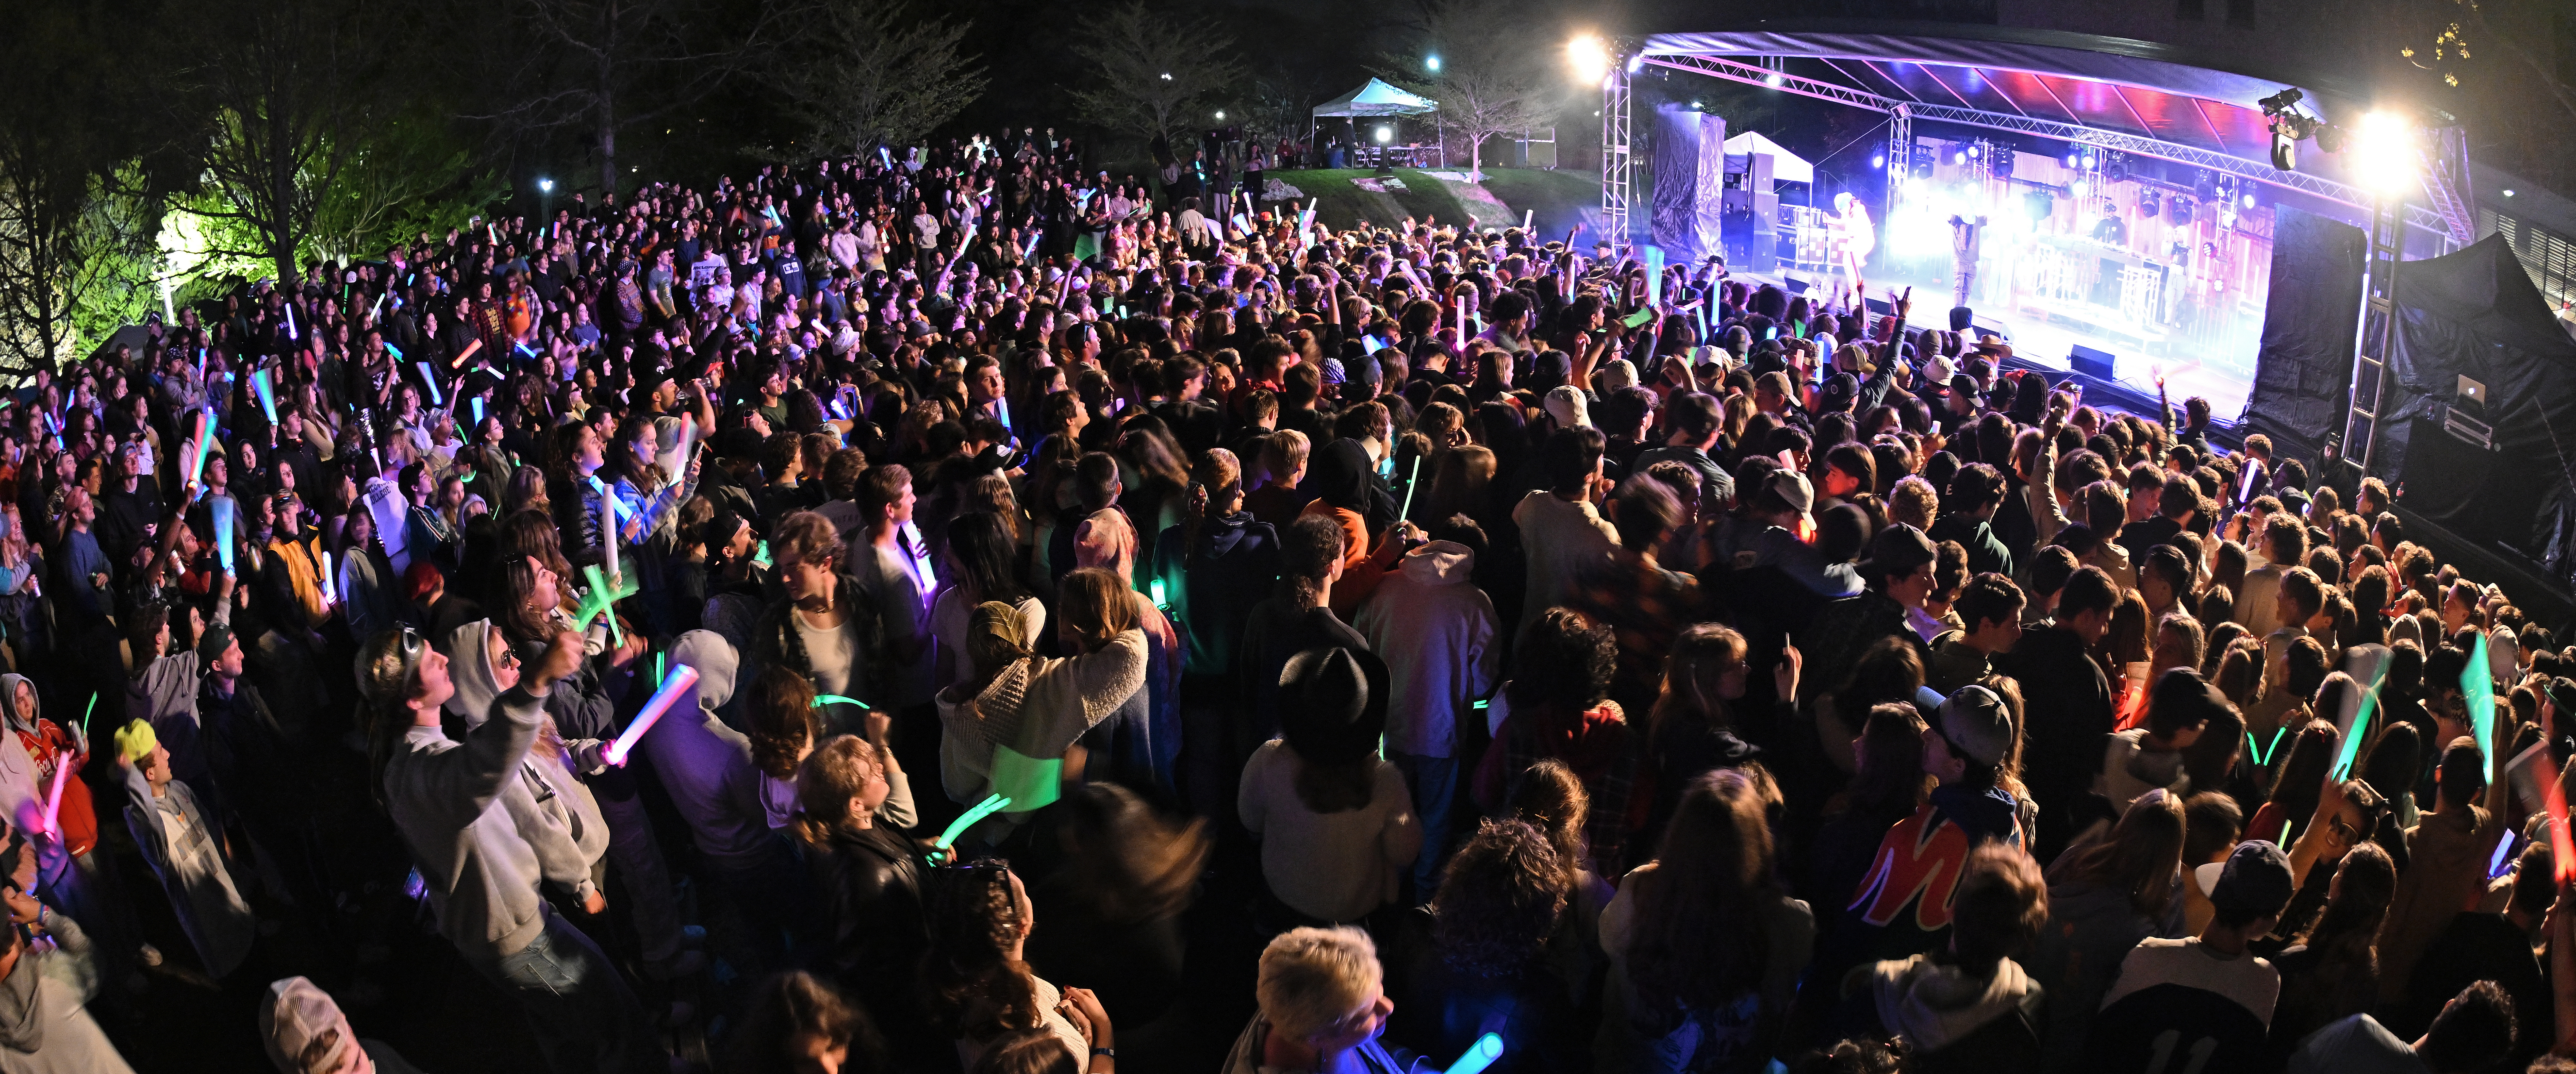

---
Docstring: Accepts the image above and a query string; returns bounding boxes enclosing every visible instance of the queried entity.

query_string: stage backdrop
[2244,206,2366,452]
[1649,105,1723,262]
[2380,234,2576,584]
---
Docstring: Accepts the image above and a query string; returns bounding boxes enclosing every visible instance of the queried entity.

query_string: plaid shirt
[1567,549,1703,709]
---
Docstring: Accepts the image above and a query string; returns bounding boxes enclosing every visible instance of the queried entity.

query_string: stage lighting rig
[2257,87,2331,172]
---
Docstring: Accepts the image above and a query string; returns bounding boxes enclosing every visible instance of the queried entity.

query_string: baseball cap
[2195,839,2295,919]
[1755,371,1796,398]
[1935,684,2015,768]
[1543,386,1591,429]
[1596,358,1639,393]
[1765,469,1814,520]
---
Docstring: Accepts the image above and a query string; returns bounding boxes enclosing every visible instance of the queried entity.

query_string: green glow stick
[989,744,1063,813]
[81,693,95,740]
[2466,632,2498,782]
[752,541,772,569]
[932,793,1012,860]
[1397,453,1422,522]
[574,565,639,646]
[655,652,664,683]
[2248,726,2287,767]
[2329,662,2391,782]
[811,694,871,710]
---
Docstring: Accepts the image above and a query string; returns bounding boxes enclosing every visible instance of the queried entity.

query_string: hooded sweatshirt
[1354,541,1500,758]
[934,629,1147,806]
[1149,510,1280,680]
[637,631,790,869]
[384,679,567,962]
[0,914,132,1074]
[443,621,608,894]
[0,679,81,869]
[2375,800,2504,1004]
[120,763,252,979]
[128,599,231,806]
[1869,953,2043,1058]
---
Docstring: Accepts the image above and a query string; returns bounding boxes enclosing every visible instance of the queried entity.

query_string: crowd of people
[0,124,2561,1074]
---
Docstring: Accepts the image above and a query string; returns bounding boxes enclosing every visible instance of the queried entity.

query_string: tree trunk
[598,68,619,196]
[1469,135,1481,184]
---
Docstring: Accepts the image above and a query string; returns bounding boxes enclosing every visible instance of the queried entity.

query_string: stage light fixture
[1566,35,1610,84]
[1967,144,1982,160]
[1765,72,1784,88]
[1376,126,1393,144]
[2348,110,2418,199]
[2241,193,2256,208]
[1873,154,1886,169]
[2270,121,2298,172]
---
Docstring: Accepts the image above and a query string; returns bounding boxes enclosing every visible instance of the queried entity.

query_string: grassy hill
[1269,167,1600,239]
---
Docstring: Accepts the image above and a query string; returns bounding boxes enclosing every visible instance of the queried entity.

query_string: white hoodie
[1354,541,1500,758]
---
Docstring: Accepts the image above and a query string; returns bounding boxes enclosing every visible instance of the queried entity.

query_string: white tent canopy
[1723,130,1813,185]
[1313,78,1437,118]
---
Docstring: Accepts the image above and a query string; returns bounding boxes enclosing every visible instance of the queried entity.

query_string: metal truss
[1602,66,1634,252]
[2344,194,2405,471]
[1640,53,2452,237]
[2417,124,2475,248]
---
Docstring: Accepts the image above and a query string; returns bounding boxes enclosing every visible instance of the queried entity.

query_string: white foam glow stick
[590,477,618,579]
[318,550,336,602]
[603,665,700,767]
[213,496,235,574]
[283,303,297,341]
[416,362,441,405]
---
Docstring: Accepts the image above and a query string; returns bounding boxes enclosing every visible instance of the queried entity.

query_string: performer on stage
[1948,214,1986,315]
[1830,191,1875,296]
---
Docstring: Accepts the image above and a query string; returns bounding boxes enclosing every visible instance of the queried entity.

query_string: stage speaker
[2069,344,2116,381]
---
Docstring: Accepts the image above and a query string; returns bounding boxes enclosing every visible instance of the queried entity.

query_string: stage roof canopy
[1635,24,2470,241]
[1314,78,1437,118]
[1723,130,1813,185]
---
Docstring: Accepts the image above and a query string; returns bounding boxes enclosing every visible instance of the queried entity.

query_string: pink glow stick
[38,758,68,836]
[603,665,698,767]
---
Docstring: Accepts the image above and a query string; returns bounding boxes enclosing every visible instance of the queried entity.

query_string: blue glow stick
[471,397,484,425]
[384,341,403,360]
[812,694,871,710]
[604,664,700,767]
[1443,1034,1504,1074]
[211,496,235,574]
[416,362,441,404]
[251,368,278,423]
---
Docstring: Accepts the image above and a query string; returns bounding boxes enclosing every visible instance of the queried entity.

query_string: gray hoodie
[440,620,605,906]
[638,631,778,869]
[384,679,564,962]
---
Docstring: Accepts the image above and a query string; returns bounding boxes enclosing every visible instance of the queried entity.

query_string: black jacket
[810,825,925,1012]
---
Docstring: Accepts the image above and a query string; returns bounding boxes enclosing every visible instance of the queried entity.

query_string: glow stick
[1148,578,1167,609]
[811,694,870,710]
[574,564,638,645]
[470,397,484,425]
[283,303,297,341]
[1443,1034,1505,1074]
[2551,768,2576,883]
[81,694,94,740]
[1646,245,1665,307]
[2239,459,2259,506]
[2329,662,2390,781]
[2466,632,2498,782]
[187,411,211,487]
[589,477,619,580]
[602,664,699,767]
[416,363,441,405]
[251,368,278,423]
[932,792,1012,858]
[1523,210,1534,231]
[212,496,235,574]
[449,338,483,369]
[385,341,404,361]
[752,541,771,569]
[37,759,68,836]
[1398,453,1422,520]
[317,550,335,602]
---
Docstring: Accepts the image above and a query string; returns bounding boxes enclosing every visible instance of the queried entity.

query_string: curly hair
[747,665,818,781]
[1431,819,1568,978]
[921,865,1041,1044]
[1506,608,1615,714]
[771,510,844,574]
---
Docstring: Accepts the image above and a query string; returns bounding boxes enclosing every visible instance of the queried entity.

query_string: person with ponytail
[797,732,940,1067]
[922,860,1116,1074]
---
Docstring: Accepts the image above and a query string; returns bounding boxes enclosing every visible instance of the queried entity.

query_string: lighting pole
[539,177,555,224]
[2340,112,2420,475]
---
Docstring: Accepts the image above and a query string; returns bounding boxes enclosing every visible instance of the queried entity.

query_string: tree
[309,109,504,266]
[1398,0,1558,181]
[0,0,165,371]
[767,0,987,160]
[463,0,806,196]
[174,0,404,286]
[1068,1,1245,148]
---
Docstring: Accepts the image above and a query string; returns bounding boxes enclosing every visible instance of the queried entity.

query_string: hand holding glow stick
[1443,1034,1505,1074]
[589,477,620,579]
[416,363,441,405]
[37,758,69,837]
[251,368,278,424]
[603,664,699,767]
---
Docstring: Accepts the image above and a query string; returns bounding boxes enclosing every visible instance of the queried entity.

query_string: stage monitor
[2069,344,2116,381]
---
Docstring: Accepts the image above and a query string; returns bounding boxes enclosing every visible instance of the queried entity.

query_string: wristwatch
[1091,1048,1116,1059]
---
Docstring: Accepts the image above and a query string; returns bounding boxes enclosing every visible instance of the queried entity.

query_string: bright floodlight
[1215,110,1225,121]
[1426,54,1441,73]
[2348,111,2417,198]
[1376,126,1393,144]
[1567,35,1610,83]
[1765,73,1784,88]
[1159,72,1172,81]
[539,178,554,192]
